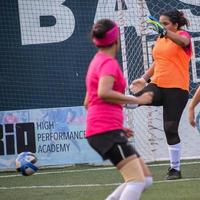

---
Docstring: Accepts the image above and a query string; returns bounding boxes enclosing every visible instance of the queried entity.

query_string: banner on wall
[0,106,103,170]
[1,103,200,170]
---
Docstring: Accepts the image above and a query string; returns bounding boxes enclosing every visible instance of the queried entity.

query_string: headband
[92,24,119,46]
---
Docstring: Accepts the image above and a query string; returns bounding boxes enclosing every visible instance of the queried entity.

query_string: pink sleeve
[99,59,119,79]
[178,31,192,56]
[178,30,191,38]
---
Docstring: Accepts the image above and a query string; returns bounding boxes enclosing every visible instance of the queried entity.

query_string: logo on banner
[0,123,36,155]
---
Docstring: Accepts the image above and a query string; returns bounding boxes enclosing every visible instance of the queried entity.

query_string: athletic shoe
[166,168,182,180]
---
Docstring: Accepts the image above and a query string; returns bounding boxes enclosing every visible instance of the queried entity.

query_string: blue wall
[0,0,200,111]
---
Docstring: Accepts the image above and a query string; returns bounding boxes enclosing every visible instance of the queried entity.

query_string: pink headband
[93,24,119,46]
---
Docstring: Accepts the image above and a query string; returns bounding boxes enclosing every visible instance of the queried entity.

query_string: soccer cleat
[166,168,182,180]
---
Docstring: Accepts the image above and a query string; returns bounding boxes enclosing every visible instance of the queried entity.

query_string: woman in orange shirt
[130,9,192,180]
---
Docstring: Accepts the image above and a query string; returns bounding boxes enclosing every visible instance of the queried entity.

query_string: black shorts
[87,129,140,166]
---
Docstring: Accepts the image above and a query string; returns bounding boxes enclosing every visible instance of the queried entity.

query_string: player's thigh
[107,147,146,182]
[117,155,145,182]
[135,83,162,106]
[104,142,140,166]
[87,129,129,160]
[163,88,189,121]
[138,157,152,176]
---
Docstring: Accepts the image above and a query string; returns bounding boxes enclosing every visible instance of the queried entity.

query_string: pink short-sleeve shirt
[85,52,126,137]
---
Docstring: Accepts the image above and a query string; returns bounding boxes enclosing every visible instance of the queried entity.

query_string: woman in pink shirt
[84,19,153,200]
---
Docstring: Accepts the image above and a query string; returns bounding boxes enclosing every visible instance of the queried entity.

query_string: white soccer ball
[16,151,38,176]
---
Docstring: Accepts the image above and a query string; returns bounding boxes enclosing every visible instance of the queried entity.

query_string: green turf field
[0,161,200,200]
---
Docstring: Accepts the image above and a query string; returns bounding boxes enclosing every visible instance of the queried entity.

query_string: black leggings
[135,83,189,145]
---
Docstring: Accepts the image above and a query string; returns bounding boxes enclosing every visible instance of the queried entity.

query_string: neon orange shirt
[151,31,192,91]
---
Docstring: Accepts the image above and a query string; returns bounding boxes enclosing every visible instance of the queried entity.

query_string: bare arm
[129,62,155,93]
[83,92,89,109]
[188,86,200,127]
[98,76,152,105]
[142,62,155,82]
[189,87,200,110]
[166,30,190,47]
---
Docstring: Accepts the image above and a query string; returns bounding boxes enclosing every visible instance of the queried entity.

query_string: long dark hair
[160,9,190,29]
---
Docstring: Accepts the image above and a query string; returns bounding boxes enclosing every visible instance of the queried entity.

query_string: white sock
[105,183,127,200]
[144,176,153,191]
[119,181,145,200]
[168,143,181,171]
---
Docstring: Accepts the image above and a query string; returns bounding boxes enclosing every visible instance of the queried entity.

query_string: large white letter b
[18,0,75,45]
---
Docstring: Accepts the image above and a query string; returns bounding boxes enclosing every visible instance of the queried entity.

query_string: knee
[164,121,180,145]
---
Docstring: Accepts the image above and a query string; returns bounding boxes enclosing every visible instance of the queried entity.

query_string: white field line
[0,161,200,178]
[1,177,200,190]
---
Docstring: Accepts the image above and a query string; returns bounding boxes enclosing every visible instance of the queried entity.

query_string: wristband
[142,74,151,83]
[124,104,138,109]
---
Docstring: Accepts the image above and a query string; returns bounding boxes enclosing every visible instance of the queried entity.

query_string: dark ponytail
[161,9,190,29]
[91,19,115,39]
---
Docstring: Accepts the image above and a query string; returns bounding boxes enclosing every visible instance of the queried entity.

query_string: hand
[146,16,167,37]
[130,78,146,94]
[136,92,153,105]
[122,127,134,138]
[188,107,196,127]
